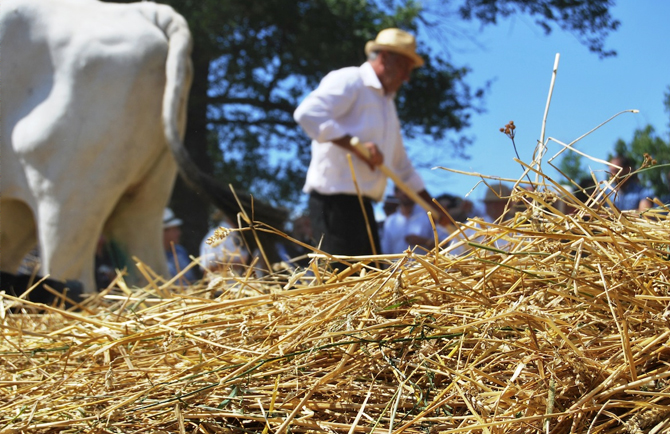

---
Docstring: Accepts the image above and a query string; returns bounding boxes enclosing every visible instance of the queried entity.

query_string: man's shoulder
[317,63,383,96]
[322,65,364,85]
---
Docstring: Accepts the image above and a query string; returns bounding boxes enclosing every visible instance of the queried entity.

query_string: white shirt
[294,62,424,202]
[381,205,438,254]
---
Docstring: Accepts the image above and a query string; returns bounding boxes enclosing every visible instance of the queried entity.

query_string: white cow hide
[0,0,193,292]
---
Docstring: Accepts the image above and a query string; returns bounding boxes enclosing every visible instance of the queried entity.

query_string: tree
[557,152,588,184]
[456,0,618,58]
[612,125,670,200]
[606,85,670,201]
[114,0,620,254]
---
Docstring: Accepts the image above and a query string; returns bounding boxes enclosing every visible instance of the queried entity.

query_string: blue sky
[403,0,670,213]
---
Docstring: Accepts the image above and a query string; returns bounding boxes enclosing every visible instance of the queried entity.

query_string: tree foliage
[458,0,619,58]
[607,86,670,200]
[557,152,588,184]
[612,125,670,200]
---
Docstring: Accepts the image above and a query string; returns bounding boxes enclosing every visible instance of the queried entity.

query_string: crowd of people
[156,188,501,284]
[119,151,663,288]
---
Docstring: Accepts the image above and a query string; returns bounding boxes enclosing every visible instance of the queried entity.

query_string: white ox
[1,0,193,292]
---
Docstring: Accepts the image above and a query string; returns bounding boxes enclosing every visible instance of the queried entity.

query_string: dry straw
[0,170,670,433]
[3,169,670,434]
[2,55,670,434]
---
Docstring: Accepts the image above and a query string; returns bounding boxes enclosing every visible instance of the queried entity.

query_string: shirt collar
[360,62,388,96]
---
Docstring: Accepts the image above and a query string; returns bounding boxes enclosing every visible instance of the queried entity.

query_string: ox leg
[0,199,38,273]
[104,152,176,286]
[35,199,102,294]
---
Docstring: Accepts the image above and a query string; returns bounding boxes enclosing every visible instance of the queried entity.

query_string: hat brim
[365,41,424,68]
[164,218,183,228]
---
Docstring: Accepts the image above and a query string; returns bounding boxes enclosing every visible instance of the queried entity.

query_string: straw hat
[163,208,183,229]
[483,184,512,202]
[365,28,424,68]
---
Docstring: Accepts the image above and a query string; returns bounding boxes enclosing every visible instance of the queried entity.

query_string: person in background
[270,214,314,270]
[95,236,117,290]
[163,208,197,282]
[293,28,446,258]
[199,209,249,276]
[660,172,670,205]
[608,154,654,211]
[436,193,471,225]
[378,194,400,241]
[445,183,514,256]
[566,176,599,214]
[483,183,514,223]
[381,186,443,254]
[382,195,400,218]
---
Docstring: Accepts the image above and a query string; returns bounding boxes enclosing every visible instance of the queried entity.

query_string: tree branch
[207,96,296,114]
[208,118,297,128]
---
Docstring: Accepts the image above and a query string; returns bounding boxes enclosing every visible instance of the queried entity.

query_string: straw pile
[2,183,670,434]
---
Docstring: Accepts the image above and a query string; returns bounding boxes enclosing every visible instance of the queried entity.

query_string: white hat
[365,28,424,68]
[163,208,182,228]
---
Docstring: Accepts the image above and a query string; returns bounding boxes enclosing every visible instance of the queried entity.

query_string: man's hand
[352,140,383,170]
[333,136,383,170]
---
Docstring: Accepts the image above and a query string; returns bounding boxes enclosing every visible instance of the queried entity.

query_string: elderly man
[294,28,443,257]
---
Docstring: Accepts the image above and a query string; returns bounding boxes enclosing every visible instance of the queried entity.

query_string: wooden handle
[350,137,436,217]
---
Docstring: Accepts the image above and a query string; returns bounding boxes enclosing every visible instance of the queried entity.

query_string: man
[483,183,514,223]
[446,183,513,256]
[608,155,654,211]
[294,28,443,256]
[163,208,197,282]
[381,186,442,254]
[436,193,472,224]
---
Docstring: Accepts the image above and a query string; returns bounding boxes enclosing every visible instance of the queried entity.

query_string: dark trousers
[309,192,381,257]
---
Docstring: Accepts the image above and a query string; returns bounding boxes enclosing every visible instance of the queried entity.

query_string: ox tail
[154,5,287,227]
